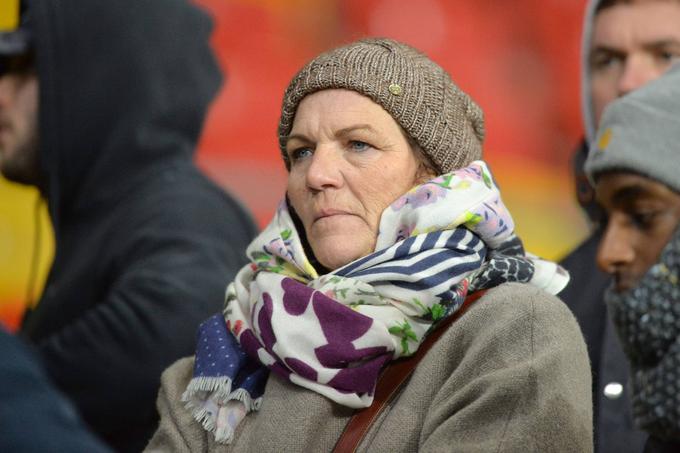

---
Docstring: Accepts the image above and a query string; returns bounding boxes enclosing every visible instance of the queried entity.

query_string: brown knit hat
[278,38,485,173]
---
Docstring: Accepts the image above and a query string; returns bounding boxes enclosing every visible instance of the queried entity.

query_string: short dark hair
[0,51,35,78]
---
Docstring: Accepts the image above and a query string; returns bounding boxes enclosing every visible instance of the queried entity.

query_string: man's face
[595,172,680,292]
[590,0,680,125]
[0,53,39,185]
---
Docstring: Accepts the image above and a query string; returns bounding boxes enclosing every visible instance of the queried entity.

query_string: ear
[414,160,437,185]
[409,140,438,184]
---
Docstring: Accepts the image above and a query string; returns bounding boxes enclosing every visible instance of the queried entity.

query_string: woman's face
[286,89,427,270]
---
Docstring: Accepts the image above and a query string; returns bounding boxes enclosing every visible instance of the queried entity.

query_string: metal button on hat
[604,382,623,400]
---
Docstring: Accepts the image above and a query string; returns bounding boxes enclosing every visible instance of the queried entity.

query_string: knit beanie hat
[585,63,680,193]
[277,38,485,173]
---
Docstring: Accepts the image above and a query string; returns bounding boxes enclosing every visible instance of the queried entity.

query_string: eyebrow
[643,39,680,52]
[335,124,378,138]
[285,124,379,145]
[591,39,680,56]
[611,185,651,205]
[285,133,311,146]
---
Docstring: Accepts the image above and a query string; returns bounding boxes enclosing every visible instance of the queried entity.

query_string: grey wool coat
[146,283,594,452]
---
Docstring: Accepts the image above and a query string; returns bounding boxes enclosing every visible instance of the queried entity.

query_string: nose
[596,217,635,275]
[305,145,343,192]
[617,57,657,97]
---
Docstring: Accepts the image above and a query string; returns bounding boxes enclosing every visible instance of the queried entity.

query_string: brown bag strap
[332,290,487,453]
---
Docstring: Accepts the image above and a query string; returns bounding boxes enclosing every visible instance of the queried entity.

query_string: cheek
[286,173,312,224]
[646,219,680,264]
[591,82,616,126]
[18,78,39,117]
[359,178,413,227]
[356,183,397,228]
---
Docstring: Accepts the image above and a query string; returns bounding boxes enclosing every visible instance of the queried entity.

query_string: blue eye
[349,141,369,152]
[290,147,313,162]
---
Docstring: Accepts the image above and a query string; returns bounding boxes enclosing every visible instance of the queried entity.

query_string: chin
[313,242,370,271]
[317,252,360,271]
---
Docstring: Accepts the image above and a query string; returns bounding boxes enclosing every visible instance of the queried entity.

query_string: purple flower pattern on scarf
[234,278,391,396]
[391,181,448,211]
[280,278,389,394]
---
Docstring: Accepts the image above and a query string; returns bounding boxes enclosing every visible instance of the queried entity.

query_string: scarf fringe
[229,387,263,411]
[182,375,233,403]
[214,422,236,444]
[189,404,219,435]
[181,376,233,443]
[213,392,264,444]
[181,376,263,444]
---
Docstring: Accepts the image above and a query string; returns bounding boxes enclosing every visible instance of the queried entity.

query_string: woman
[146,38,592,452]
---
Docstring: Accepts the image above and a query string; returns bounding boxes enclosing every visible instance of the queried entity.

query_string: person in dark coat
[560,1,680,450]
[0,0,258,451]
[0,327,111,453]
[585,64,680,453]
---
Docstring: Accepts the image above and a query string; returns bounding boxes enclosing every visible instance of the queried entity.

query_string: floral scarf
[183,161,568,443]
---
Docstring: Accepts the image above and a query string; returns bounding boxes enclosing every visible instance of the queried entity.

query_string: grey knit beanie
[278,38,485,173]
[585,64,680,193]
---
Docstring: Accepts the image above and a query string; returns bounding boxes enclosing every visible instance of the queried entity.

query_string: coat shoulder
[407,282,593,452]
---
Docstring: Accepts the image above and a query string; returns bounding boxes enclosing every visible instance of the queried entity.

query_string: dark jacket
[0,328,111,453]
[560,141,647,452]
[19,0,258,451]
[644,437,680,453]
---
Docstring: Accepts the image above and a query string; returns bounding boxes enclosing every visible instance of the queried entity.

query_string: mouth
[612,273,636,293]
[313,208,353,223]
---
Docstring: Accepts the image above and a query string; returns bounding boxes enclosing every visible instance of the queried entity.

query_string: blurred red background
[0,0,589,330]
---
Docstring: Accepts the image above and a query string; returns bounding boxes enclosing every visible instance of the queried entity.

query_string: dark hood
[29,0,222,228]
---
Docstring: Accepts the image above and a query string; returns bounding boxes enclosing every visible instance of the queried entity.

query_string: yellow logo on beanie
[0,0,20,32]
[597,128,613,152]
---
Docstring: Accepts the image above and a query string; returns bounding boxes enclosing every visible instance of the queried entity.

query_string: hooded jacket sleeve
[24,172,258,451]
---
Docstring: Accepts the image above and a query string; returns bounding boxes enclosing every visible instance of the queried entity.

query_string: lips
[312,208,355,224]
[312,208,356,225]
[612,273,636,293]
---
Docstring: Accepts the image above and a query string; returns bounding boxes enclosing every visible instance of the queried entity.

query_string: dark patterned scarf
[606,226,680,441]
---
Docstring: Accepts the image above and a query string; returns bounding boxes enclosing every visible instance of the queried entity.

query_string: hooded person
[560,1,680,450]
[146,37,592,453]
[585,63,680,452]
[0,0,258,451]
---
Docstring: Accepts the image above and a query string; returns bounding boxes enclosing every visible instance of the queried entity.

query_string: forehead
[291,89,399,133]
[592,1,680,47]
